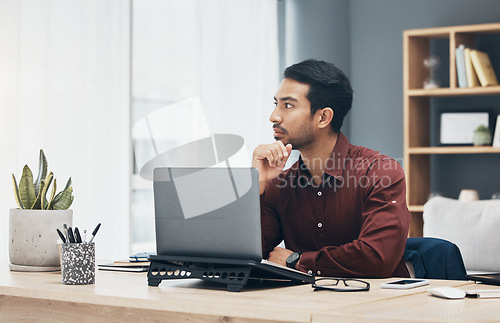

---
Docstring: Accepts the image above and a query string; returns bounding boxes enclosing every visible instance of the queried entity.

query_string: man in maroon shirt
[252,59,410,278]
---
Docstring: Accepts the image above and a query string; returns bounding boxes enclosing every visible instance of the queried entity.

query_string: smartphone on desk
[381,279,430,289]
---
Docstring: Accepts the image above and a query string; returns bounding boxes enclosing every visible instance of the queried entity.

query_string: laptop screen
[153,167,262,261]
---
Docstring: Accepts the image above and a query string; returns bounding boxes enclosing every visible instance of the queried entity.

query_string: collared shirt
[260,132,410,278]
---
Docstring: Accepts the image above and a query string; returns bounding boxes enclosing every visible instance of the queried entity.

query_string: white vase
[458,189,479,201]
[9,208,73,271]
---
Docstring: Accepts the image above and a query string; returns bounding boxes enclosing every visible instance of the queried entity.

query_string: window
[131,0,279,253]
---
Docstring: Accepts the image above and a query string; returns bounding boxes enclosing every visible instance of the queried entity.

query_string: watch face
[287,252,300,266]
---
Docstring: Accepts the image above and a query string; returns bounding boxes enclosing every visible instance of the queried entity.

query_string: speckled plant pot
[9,208,73,271]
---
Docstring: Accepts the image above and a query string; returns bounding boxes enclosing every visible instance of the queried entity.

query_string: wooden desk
[0,262,494,322]
[315,282,500,322]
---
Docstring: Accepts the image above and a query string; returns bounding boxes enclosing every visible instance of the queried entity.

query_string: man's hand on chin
[267,247,294,267]
[252,142,293,194]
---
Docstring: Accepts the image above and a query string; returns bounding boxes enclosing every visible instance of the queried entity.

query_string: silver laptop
[153,166,313,283]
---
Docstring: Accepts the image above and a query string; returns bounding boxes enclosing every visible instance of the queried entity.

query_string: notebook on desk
[152,166,313,284]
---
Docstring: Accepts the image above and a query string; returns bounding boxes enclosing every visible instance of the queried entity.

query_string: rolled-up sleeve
[260,183,284,258]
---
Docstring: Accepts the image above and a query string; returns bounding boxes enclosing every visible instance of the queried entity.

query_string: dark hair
[283,59,353,133]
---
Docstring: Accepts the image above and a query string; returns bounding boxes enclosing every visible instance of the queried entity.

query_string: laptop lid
[153,167,262,261]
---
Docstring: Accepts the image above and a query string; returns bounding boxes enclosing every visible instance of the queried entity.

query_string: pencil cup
[61,243,95,285]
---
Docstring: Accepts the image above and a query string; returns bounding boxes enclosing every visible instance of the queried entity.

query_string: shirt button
[317,191,322,196]
[317,271,321,276]
[308,181,311,186]
[317,222,323,228]
[308,270,313,274]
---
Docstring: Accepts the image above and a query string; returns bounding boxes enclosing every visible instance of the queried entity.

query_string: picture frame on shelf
[439,111,490,145]
[493,115,500,147]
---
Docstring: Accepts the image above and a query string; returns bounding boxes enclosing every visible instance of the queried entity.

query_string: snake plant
[12,149,74,210]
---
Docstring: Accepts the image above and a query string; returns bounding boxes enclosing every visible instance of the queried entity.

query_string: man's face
[271,78,315,150]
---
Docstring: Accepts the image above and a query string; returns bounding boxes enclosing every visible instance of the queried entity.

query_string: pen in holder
[60,243,95,285]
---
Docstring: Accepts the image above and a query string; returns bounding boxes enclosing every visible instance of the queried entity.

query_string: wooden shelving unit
[408,147,500,154]
[403,23,500,237]
[408,86,500,97]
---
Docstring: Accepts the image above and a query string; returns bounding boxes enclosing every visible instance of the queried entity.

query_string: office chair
[404,237,467,280]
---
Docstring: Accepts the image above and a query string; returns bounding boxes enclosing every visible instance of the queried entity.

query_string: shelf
[404,22,500,37]
[408,146,500,154]
[408,205,424,213]
[407,86,500,97]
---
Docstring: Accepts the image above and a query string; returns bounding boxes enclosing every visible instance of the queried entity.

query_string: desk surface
[0,262,498,322]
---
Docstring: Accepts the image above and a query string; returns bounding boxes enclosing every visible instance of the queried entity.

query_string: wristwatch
[286,252,302,269]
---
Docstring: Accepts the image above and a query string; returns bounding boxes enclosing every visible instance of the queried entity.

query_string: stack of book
[455,44,498,88]
[98,260,150,272]
[98,252,155,272]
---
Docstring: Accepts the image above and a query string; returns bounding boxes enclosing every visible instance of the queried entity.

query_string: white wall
[278,0,351,164]
[0,0,131,261]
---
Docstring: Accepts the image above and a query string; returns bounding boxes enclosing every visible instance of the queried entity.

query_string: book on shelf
[464,47,480,87]
[455,44,468,88]
[469,49,499,86]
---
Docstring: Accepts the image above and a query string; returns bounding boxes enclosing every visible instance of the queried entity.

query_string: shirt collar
[324,131,349,181]
[297,131,349,182]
